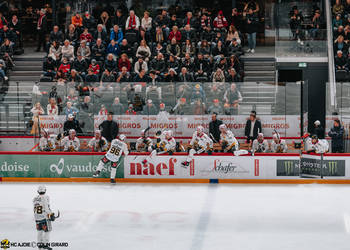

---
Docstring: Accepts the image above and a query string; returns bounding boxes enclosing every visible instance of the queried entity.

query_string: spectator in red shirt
[168,25,182,43]
[58,57,71,73]
[118,53,131,72]
[79,27,93,45]
[89,59,100,75]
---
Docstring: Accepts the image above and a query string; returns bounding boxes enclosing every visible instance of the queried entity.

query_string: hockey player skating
[270,133,288,153]
[136,129,153,152]
[252,133,269,153]
[33,186,58,250]
[88,130,108,152]
[39,129,57,151]
[93,134,129,183]
[142,130,176,166]
[306,134,329,154]
[219,124,239,152]
[61,129,80,152]
[182,126,213,167]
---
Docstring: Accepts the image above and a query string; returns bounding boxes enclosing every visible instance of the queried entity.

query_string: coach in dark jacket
[313,120,325,139]
[99,112,119,142]
[209,113,223,143]
[328,119,344,153]
[244,111,262,143]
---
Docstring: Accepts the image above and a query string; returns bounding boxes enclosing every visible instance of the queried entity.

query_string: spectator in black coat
[119,39,133,59]
[179,67,194,82]
[328,119,344,153]
[209,112,223,143]
[63,114,83,134]
[92,38,106,62]
[8,15,22,48]
[93,24,108,45]
[49,25,64,44]
[83,12,96,33]
[0,25,17,45]
[313,120,325,139]
[244,111,262,143]
[36,9,48,52]
[193,53,209,80]
[43,57,57,78]
[72,55,88,77]
[335,50,348,71]
[98,112,119,142]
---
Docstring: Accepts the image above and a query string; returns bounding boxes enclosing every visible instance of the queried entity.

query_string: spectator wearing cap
[245,111,262,143]
[63,113,82,134]
[112,97,124,116]
[164,68,179,82]
[335,50,348,71]
[313,120,325,139]
[143,99,158,115]
[99,112,119,142]
[36,8,48,52]
[125,104,137,115]
[328,119,344,153]
[208,99,224,115]
[213,10,228,32]
[209,112,223,143]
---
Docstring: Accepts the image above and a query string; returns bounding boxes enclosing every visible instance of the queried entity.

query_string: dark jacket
[72,58,88,73]
[328,125,344,151]
[244,119,262,140]
[63,119,83,134]
[209,119,223,142]
[99,120,119,142]
[314,125,325,139]
[49,31,64,44]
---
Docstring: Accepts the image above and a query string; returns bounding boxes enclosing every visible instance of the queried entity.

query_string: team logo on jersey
[49,158,64,175]
[0,239,10,249]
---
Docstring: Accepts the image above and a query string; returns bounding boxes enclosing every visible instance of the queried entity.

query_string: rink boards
[0,152,349,184]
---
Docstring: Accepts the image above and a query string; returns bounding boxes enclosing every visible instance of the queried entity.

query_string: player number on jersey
[110,146,121,156]
[34,205,43,214]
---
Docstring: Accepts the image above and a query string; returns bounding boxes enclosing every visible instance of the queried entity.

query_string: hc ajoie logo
[1,239,10,249]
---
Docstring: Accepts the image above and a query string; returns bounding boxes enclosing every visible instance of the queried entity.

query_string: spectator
[141,11,152,41]
[30,102,44,135]
[49,25,64,45]
[101,69,115,82]
[335,50,347,71]
[136,39,151,61]
[154,26,166,45]
[134,57,148,74]
[164,68,178,82]
[150,53,166,75]
[85,68,99,83]
[48,40,61,62]
[226,68,240,82]
[119,39,133,59]
[80,96,94,115]
[181,53,195,72]
[169,14,181,28]
[147,70,162,100]
[69,69,83,85]
[98,11,112,32]
[36,9,48,52]
[98,112,119,142]
[226,25,241,45]
[125,10,140,31]
[71,13,83,30]
[134,68,150,82]
[223,83,243,115]
[63,101,79,118]
[113,9,126,31]
[194,53,209,80]
[289,6,304,44]
[58,57,71,74]
[182,39,196,57]
[0,38,14,69]
[118,53,131,72]
[208,99,224,115]
[61,40,74,61]
[310,10,322,39]
[182,24,196,42]
[182,11,196,29]
[143,99,158,115]
[116,66,132,82]
[209,112,223,143]
[79,28,93,46]
[92,38,106,62]
[167,38,181,58]
[47,98,58,116]
[93,24,108,45]
[155,9,170,38]
[313,120,325,139]
[98,104,108,116]
[110,25,123,44]
[9,15,22,48]
[328,119,344,153]
[72,55,88,77]
[126,104,137,115]
[333,14,343,31]
[212,68,225,82]
[334,35,348,55]
[167,54,180,72]
[244,111,262,143]
[198,40,211,59]
[63,113,83,134]
[83,12,96,33]
[213,10,228,32]
[112,97,124,115]
[179,66,194,82]
[243,5,259,53]
[168,25,182,43]
[65,24,78,47]
[333,0,344,16]
[77,40,91,60]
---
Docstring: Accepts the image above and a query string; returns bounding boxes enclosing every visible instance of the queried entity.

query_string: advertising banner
[0,154,124,178]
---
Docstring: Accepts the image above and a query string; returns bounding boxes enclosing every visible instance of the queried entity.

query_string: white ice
[1,182,350,250]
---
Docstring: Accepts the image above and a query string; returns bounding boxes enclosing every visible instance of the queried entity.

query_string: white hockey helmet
[165,130,173,138]
[219,124,227,132]
[95,129,101,136]
[119,134,126,141]
[37,185,46,195]
[196,125,204,135]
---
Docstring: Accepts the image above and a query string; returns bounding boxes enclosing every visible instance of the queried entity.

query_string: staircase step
[9,76,41,81]
[244,76,276,82]
[10,71,42,76]
[13,65,42,71]
[244,71,275,76]
[244,66,276,71]
[13,60,42,66]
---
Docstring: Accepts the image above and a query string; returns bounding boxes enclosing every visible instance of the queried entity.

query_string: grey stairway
[240,57,277,114]
[9,56,43,82]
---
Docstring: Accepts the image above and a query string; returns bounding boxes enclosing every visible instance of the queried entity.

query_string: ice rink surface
[1,182,350,250]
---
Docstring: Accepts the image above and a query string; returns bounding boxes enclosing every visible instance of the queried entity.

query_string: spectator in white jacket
[61,39,74,61]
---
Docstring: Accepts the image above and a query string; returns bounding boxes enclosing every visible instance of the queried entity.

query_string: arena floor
[1,183,349,250]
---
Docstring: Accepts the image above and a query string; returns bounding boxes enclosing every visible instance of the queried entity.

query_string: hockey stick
[209,133,218,143]
[54,210,60,219]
